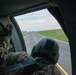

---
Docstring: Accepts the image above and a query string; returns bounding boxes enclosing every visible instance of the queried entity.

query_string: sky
[15,9,61,32]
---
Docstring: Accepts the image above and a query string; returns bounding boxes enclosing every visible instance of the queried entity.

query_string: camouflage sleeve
[0,36,12,67]
[4,52,30,66]
[52,65,61,75]
[3,52,31,75]
[31,64,61,75]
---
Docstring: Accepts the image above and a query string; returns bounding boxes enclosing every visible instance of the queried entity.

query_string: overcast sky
[15,9,61,32]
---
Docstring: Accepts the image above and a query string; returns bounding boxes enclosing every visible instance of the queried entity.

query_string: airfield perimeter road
[24,32,72,75]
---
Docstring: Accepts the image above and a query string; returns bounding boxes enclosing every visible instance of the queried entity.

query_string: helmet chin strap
[6,15,13,48]
[7,15,10,25]
[6,15,13,37]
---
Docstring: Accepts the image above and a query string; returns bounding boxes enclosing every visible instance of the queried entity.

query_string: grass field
[38,29,68,42]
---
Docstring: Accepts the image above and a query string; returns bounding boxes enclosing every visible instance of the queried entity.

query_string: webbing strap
[0,56,35,74]
[7,15,10,25]
[0,56,47,75]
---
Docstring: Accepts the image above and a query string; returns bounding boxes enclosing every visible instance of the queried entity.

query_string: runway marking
[32,35,69,75]
[32,35,38,42]
[56,63,68,75]
[25,40,35,44]
[54,39,69,44]
[39,34,69,44]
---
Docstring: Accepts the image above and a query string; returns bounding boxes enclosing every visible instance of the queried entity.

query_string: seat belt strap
[0,56,47,75]
[0,56,36,74]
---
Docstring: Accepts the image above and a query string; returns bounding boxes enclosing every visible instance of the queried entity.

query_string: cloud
[15,9,61,31]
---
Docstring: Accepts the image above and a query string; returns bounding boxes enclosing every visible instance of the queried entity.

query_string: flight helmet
[31,37,59,64]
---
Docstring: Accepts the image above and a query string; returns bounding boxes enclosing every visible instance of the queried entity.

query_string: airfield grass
[38,29,68,42]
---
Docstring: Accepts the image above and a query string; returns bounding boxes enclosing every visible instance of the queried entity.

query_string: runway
[24,32,72,75]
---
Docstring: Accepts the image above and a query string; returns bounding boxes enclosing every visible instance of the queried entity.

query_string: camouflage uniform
[4,54,61,75]
[31,64,61,75]
[5,52,30,75]
[0,36,12,68]
[0,36,61,75]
